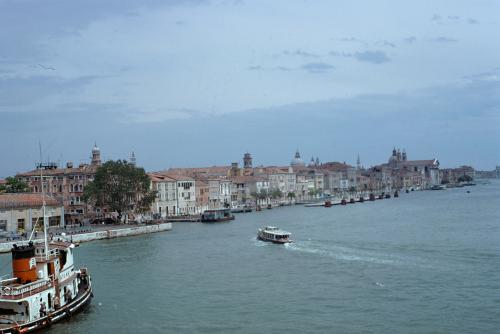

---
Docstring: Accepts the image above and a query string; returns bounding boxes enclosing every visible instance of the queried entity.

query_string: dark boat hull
[201,216,235,223]
[0,283,93,334]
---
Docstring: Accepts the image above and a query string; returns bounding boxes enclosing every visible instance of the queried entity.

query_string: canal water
[2,181,499,333]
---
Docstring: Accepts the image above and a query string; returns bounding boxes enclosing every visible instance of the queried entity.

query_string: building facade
[0,193,64,234]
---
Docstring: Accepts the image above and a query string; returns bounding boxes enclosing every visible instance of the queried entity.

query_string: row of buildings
[0,144,476,232]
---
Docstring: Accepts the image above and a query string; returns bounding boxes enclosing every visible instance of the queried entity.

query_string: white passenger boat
[257,226,292,244]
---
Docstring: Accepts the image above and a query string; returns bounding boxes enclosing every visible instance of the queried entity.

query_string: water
[2,182,499,333]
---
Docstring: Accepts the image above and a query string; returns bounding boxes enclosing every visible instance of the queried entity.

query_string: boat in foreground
[257,226,292,244]
[0,241,93,333]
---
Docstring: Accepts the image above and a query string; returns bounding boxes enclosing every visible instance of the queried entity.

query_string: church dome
[291,150,305,167]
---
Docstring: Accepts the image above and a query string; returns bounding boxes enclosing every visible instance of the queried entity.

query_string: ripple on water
[283,240,441,268]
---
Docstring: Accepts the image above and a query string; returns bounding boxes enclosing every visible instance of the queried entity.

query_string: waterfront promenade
[0,222,172,253]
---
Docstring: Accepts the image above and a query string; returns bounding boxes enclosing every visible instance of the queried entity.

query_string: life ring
[1,286,11,294]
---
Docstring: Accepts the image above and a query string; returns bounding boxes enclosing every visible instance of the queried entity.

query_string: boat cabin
[258,226,292,243]
[201,209,234,222]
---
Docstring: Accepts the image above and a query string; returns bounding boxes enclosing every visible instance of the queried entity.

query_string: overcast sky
[0,0,499,177]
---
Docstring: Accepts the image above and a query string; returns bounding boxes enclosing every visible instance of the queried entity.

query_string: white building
[207,178,232,209]
[150,173,197,216]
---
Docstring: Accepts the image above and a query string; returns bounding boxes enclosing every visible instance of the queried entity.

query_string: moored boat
[257,226,292,244]
[201,209,235,223]
[0,156,93,333]
[0,242,93,333]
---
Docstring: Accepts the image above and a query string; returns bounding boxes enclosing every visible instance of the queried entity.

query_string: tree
[83,160,156,221]
[287,191,295,202]
[0,177,30,193]
[308,188,317,198]
[270,188,283,200]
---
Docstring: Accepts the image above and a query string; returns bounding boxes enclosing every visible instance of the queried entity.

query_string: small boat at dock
[201,209,235,223]
[257,226,292,244]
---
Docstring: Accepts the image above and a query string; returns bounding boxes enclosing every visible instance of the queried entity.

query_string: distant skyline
[0,0,499,176]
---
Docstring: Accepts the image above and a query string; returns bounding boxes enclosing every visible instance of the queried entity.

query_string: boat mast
[39,142,49,260]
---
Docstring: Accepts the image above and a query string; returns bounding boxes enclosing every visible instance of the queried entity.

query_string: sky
[0,0,499,177]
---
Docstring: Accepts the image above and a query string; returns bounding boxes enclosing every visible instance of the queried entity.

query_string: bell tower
[91,143,101,166]
[243,152,252,169]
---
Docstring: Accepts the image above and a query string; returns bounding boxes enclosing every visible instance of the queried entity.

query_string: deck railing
[0,277,53,298]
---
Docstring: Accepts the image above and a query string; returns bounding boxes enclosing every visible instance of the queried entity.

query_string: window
[49,216,60,227]
[17,219,25,231]
[0,220,7,231]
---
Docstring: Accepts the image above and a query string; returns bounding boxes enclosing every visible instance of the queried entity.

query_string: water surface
[2,182,499,333]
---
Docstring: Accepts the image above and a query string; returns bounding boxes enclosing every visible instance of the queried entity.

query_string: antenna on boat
[39,141,49,260]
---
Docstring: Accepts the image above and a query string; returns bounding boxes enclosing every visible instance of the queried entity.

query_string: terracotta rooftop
[148,172,194,182]
[165,166,231,177]
[318,162,353,171]
[0,193,61,209]
[17,165,97,177]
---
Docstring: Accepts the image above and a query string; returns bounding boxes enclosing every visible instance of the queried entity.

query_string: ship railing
[36,248,60,261]
[0,277,53,298]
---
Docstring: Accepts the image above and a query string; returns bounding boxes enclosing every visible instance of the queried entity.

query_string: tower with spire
[91,143,101,166]
[356,154,361,170]
[130,152,136,166]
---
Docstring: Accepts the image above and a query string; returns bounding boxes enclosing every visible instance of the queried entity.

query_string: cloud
[247,65,263,71]
[123,107,204,123]
[430,13,479,26]
[300,62,334,73]
[281,49,319,58]
[0,75,100,109]
[246,65,292,72]
[246,63,332,73]
[329,50,390,64]
[462,68,500,82]
[333,37,367,45]
[431,36,458,43]
[404,36,417,44]
[375,40,396,48]
[353,51,390,64]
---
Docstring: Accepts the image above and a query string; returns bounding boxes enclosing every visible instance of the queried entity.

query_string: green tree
[270,188,283,199]
[0,177,30,193]
[83,160,156,221]
[287,191,295,202]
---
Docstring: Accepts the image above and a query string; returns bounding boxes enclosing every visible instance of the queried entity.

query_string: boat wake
[285,240,429,267]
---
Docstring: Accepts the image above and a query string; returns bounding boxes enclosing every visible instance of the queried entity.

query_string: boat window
[0,307,16,315]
